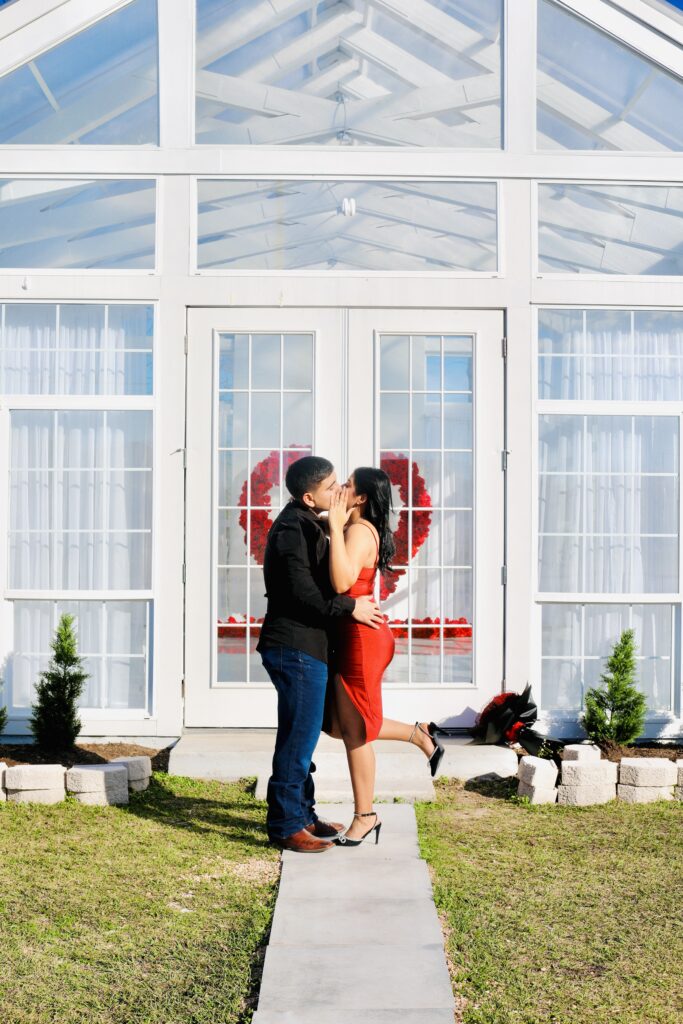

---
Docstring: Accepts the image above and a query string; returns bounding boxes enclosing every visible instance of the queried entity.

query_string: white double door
[184,307,504,728]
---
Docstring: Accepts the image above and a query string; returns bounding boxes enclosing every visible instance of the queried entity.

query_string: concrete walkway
[251,802,455,1024]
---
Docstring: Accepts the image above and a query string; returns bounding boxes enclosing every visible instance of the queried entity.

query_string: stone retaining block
[129,778,149,792]
[6,788,65,805]
[557,784,616,806]
[561,761,618,786]
[0,761,7,800]
[674,786,682,801]
[66,764,129,805]
[4,764,66,791]
[562,743,602,763]
[618,758,677,787]
[676,760,683,787]
[110,755,152,782]
[518,755,558,788]
[617,784,674,804]
[517,780,557,804]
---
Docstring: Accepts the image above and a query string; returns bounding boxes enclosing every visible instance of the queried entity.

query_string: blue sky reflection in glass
[0,0,158,144]
[538,0,683,150]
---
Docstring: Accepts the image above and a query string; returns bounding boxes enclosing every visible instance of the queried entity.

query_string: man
[257,455,384,852]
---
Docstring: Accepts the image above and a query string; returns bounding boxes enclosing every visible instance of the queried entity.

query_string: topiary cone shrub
[579,628,647,749]
[29,613,89,752]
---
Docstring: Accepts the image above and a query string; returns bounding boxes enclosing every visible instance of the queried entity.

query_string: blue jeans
[260,644,328,840]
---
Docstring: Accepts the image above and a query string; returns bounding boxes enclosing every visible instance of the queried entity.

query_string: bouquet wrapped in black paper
[470,683,565,768]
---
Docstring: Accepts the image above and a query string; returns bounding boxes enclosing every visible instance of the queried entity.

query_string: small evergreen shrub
[29,613,89,751]
[580,628,647,745]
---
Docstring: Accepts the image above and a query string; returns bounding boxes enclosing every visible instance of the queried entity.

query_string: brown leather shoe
[305,818,345,838]
[271,827,334,853]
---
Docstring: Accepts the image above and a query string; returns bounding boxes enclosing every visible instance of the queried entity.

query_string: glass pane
[283,334,313,388]
[443,394,472,449]
[251,393,281,448]
[1,303,153,396]
[542,603,581,656]
[380,336,409,391]
[106,657,147,709]
[541,659,582,711]
[218,509,248,566]
[380,394,410,449]
[106,411,152,468]
[443,568,472,623]
[444,451,472,508]
[412,394,441,448]
[218,449,249,506]
[283,392,313,448]
[538,184,683,275]
[218,392,248,447]
[412,336,441,391]
[197,180,498,271]
[0,179,156,269]
[538,308,683,403]
[9,411,152,591]
[537,0,683,152]
[219,334,249,389]
[444,336,473,391]
[0,0,158,144]
[195,0,502,148]
[251,334,280,389]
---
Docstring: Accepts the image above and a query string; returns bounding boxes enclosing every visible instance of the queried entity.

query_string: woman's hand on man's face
[327,484,352,532]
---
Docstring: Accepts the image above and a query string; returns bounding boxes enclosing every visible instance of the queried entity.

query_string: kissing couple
[256,455,445,853]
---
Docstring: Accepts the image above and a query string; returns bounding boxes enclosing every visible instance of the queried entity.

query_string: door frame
[183,305,506,728]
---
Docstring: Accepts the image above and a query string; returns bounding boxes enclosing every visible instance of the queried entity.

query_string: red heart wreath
[237,447,309,565]
[379,453,432,599]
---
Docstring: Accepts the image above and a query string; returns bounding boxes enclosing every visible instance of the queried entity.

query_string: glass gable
[538,184,683,275]
[0,0,159,145]
[197,179,497,270]
[538,0,683,151]
[195,0,503,147]
[0,179,156,269]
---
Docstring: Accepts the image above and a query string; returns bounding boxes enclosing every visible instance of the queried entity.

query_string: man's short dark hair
[285,456,334,500]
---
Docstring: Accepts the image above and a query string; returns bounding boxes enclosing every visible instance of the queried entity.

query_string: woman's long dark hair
[352,466,396,575]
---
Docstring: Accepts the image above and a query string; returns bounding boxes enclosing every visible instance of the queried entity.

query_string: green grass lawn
[0,772,279,1024]
[416,777,683,1024]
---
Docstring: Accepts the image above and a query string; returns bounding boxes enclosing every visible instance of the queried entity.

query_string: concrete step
[168,729,518,802]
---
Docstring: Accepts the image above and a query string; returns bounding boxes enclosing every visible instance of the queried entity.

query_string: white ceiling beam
[557,0,683,78]
[240,8,365,83]
[9,65,156,144]
[195,0,314,69]
[537,70,674,150]
[0,0,134,75]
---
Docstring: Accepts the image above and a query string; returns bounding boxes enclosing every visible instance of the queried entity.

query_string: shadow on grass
[116,772,274,852]
[461,773,519,801]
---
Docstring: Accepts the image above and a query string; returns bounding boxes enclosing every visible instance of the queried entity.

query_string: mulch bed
[0,742,173,773]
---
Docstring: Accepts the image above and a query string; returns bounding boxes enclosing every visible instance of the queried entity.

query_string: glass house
[1,0,682,741]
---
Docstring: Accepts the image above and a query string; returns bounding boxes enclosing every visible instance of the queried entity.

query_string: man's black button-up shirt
[256,499,356,664]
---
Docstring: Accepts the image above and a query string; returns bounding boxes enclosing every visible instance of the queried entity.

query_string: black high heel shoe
[410,721,445,778]
[333,811,382,847]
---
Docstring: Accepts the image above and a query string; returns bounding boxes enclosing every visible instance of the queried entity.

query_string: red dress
[330,526,395,743]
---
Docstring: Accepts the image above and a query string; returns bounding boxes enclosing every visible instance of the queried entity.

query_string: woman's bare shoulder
[345,520,379,545]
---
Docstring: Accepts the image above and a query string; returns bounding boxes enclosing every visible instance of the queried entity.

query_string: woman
[323,466,445,847]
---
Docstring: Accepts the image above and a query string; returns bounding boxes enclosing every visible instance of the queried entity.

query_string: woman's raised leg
[377,717,438,758]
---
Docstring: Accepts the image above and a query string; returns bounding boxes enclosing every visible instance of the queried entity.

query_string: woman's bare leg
[333,675,378,840]
[377,718,437,758]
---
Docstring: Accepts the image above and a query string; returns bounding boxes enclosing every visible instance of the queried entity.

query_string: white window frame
[531,303,683,734]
